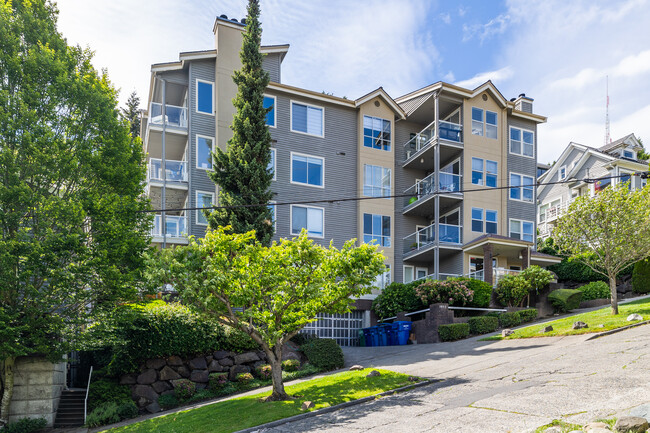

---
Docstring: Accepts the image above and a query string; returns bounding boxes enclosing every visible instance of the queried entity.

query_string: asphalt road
[259,324,650,433]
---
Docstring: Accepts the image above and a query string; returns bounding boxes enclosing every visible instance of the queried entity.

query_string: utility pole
[605,75,611,146]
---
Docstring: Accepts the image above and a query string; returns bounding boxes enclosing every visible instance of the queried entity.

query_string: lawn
[104,369,418,433]
[486,298,650,340]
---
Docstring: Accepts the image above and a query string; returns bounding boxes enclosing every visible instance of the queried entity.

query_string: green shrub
[208,372,229,389]
[173,379,196,400]
[116,401,138,420]
[467,316,499,335]
[3,417,47,433]
[518,309,538,323]
[495,275,531,307]
[282,363,320,381]
[82,301,259,375]
[498,312,522,328]
[415,279,473,306]
[577,281,610,301]
[548,289,582,312]
[521,266,554,294]
[87,379,131,412]
[157,394,179,410]
[301,339,344,371]
[632,259,650,294]
[255,364,272,379]
[236,372,254,383]
[438,323,470,341]
[281,359,299,372]
[448,277,492,308]
[85,402,121,428]
[290,333,318,346]
[371,281,425,319]
[187,389,214,402]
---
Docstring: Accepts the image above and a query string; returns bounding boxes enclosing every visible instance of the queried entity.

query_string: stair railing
[84,366,93,424]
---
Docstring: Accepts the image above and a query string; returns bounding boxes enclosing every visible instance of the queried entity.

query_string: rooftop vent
[519,93,526,98]
[510,97,516,102]
[514,93,533,113]
[241,18,247,25]
[231,18,238,22]
[220,14,228,19]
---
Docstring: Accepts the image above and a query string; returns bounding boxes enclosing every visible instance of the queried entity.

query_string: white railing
[402,120,463,162]
[149,102,188,128]
[493,267,521,287]
[465,269,484,281]
[152,215,187,238]
[84,366,93,424]
[404,173,462,208]
[539,201,571,223]
[148,158,188,182]
[403,223,462,254]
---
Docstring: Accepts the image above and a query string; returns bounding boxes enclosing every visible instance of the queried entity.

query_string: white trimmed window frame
[269,148,277,181]
[268,200,276,232]
[290,204,325,238]
[559,165,567,180]
[509,126,535,158]
[195,79,215,115]
[471,207,483,233]
[195,190,215,226]
[196,134,215,171]
[290,100,324,138]
[263,94,277,128]
[363,164,391,198]
[509,172,535,203]
[509,218,535,243]
[290,151,325,188]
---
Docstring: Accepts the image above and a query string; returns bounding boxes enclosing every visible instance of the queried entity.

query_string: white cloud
[458,6,467,17]
[462,14,512,43]
[440,13,451,24]
[454,66,514,89]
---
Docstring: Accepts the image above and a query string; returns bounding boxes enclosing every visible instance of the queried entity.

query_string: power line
[139,171,649,214]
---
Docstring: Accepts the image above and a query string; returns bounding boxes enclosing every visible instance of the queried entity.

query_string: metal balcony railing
[404,172,462,208]
[403,223,462,254]
[148,159,188,182]
[149,103,188,129]
[152,215,187,238]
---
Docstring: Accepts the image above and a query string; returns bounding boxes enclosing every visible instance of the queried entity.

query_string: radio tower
[605,75,611,145]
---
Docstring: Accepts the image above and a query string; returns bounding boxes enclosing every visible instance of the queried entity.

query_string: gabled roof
[355,87,406,120]
[598,133,641,153]
[538,141,612,184]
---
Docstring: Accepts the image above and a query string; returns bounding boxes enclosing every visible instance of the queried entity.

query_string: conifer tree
[208,0,274,245]
[121,90,141,138]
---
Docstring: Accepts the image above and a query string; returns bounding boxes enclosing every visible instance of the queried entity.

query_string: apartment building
[537,133,647,240]
[142,15,559,345]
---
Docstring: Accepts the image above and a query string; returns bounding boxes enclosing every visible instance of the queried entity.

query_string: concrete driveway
[261,324,650,433]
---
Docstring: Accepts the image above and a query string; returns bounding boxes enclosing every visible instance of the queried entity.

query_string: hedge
[87,379,131,412]
[548,289,582,312]
[82,301,259,375]
[518,309,538,323]
[301,339,344,371]
[438,323,470,341]
[577,281,610,301]
[632,259,650,294]
[467,316,499,335]
[371,281,424,319]
[498,312,522,328]
[448,277,492,308]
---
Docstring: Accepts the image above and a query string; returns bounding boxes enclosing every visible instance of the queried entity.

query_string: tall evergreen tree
[207,0,274,245]
[121,90,141,138]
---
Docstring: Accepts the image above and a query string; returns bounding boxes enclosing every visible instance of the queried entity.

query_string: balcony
[152,214,188,241]
[148,159,188,183]
[403,172,462,214]
[464,268,521,287]
[403,120,463,169]
[413,272,461,283]
[149,102,188,129]
[539,201,571,223]
[403,223,463,260]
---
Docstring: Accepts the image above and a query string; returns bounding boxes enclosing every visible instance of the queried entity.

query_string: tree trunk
[263,346,290,401]
[609,275,619,315]
[0,357,16,427]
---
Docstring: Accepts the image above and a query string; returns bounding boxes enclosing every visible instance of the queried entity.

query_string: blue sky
[55,0,650,163]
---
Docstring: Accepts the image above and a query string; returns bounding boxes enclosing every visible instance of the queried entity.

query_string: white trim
[179,50,217,61]
[508,218,535,243]
[354,88,406,119]
[267,82,354,107]
[470,207,498,234]
[470,207,483,233]
[290,204,325,238]
[415,267,428,279]
[151,62,183,72]
[509,171,535,203]
[260,44,290,54]
[403,265,415,283]
[290,100,325,138]
[268,200,276,232]
[269,147,277,181]
[362,212,392,248]
[363,164,392,198]
[362,114,392,152]
[263,94,277,128]
[290,151,325,188]
[509,126,535,159]
[468,255,498,272]
[196,134,215,170]
[559,165,567,180]
[195,190,215,226]
[530,255,563,263]
[195,79,215,115]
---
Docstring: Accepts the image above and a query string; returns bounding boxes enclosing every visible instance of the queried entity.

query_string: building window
[268,201,276,232]
[363,214,391,247]
[471,158,483,185]
[196,79,214,115]
[623,149,635,159]
[471,208,483,232]
[291,153,324,187]
[375,265,391,290]
[486,210,498,234]
[196,135,214,170]
[510,127,534,157]
[263,95,276,127]
[196,191,214,225]
[268,148,276,181]
[471,107,483,136]
[403,265,414,284]
[291,102,323,137]
[363,165,391,197]
[510,173,534,202]
[485,111,497,139]
[472,158,498,187]
[486,160,498,187]
[559,166,567,180]
[291,205,324,237]
[510,219,534,242]
[363,116,391,151]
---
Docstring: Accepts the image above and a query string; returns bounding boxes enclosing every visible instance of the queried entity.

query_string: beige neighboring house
[537,133,648,240]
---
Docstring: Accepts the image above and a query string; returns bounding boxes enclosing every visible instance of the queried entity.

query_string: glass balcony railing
[439,223,462,244]
[152,215,187,238]
[439,120,462,142]
[149,103,188,129]
[404,172,462,208]
[439,172,461,193]
[403,223,462,254]
[403,120,463,162]
[149,159,188,182]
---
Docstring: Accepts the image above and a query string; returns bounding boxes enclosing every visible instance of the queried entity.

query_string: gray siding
[262,53,282,83]
[507,117,538,236]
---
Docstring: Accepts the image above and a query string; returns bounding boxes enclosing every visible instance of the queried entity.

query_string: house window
[471,208,483,232]
[510,127,534,157]
[196,80,214,115]
[510,219,534,242]
[363,165,391,197]
[403,265,414,283]
[263,95,276,127]
[268,148,276,181]
[510,173,534,202]
[416,267,428,280]
[291,102,323,137]
[291,153,324,187]
[363,116,391,151]
[471,158,483,185]
[197,135,214,170]
[486,210,498,234]
[375,265,391,290]
[472,158,497,187]
[559,166,567,180]
[620,171,633,189]
[486,160,498,187]
[471,107,484,136]
[196,191,214,225]
[485,111,497,139]
[291,205,324,237]
[623,149,635,159]
[363,214,391,247]
[268,201,276,232]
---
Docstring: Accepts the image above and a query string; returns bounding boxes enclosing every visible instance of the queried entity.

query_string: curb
[233,378,439,433]
[585,320,650,341]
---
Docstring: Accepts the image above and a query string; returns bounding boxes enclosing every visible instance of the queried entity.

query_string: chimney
[514,93,533,114]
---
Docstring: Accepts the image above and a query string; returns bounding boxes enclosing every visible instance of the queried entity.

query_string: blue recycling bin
[369,326,379,347]
[390,322,400,345]
[362,328,372,347]
[381,324,396,345]
[394,321,412,345]
[377,326,387,346]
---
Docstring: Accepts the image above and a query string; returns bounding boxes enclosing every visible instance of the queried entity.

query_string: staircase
[54,389,86,428]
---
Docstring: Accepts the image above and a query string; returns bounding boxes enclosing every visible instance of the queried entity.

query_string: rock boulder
[137,369,157,385]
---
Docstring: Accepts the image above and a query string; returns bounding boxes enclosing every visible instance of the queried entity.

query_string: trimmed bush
[173,379,196,400]
[281,359,299,372]
[416,279,474,306]
[208,372,228,389]
[301,339,344,371]
[448,277,492,308]
[371,281,425,320]
[577,281,610,301]
[467,316,499,335]
[87,378,131,412]
[290,333,318,346]
[116,401,138,420]
[632,259,650,294]
[438,323,470,341]
[498,311,522,328]
[518,308,538,323]
[85,402,121,428]
[236,372,254,383]
[255,364,272,379]
[158,394,179,410]
[495,275,531,307]
[3,417,47,433]
[548,289,583,312]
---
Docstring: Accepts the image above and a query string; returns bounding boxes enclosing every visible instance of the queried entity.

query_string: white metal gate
[302,311,364,347]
